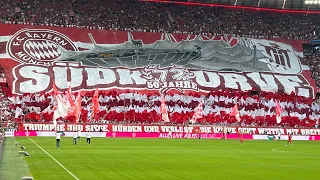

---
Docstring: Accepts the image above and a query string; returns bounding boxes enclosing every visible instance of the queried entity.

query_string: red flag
[65,84,76,118]
[190,99,203,124]
[52,81,59,96]
[275,101,283,123]
[92,88,100,114]
[230,104,241,122]
[74,91,82,124]
[160,95,169,122]
[66,84,74,107]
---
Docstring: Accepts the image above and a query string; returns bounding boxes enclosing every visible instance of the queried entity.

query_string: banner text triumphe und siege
[21,123,320,136]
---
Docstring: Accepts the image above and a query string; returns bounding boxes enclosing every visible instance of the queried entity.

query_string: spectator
[0,0,318,39]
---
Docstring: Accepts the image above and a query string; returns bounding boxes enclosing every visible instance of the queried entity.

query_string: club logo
[7,29,78,65]
[112,133,116,137]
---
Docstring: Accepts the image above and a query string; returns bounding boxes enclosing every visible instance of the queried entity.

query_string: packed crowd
[304,48,320,87]
[0,68,9,123]
[0,0,320,128]
[0,89,318,128]
[0,0,319,39]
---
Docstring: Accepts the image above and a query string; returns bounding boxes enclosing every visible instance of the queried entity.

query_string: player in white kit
[73,132,77,145]
[168,130,172,139]
[55,131,61,148]
[77,130,81,142]
[86,131,91,145]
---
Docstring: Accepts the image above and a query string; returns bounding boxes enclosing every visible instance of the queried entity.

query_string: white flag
[42,105,52,114]
[52,82,69,126]
[53,96,69,121]
[160,95,170,122]
[15,106,24,118]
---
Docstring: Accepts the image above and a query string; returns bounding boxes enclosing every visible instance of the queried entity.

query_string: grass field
[3,137,320,180]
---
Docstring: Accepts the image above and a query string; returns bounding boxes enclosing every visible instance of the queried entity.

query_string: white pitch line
[272,149,318,155]
[28,137,80,180]
[272,149,287,153]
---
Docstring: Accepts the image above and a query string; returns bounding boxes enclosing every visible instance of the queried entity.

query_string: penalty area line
[27,137,80,180]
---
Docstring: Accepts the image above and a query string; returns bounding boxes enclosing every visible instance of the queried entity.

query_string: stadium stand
[304,48,320,87]
[0,0,319,39]
[3,90,319,128]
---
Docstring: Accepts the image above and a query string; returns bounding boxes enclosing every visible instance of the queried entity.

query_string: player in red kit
[238,130,245,144]
[286,133,293,146]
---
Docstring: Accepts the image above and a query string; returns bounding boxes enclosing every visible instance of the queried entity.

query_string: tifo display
[1,2,320,180]
[0,24,319,131]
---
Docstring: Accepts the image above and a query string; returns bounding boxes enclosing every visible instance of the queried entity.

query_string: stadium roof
[144,0,320,11]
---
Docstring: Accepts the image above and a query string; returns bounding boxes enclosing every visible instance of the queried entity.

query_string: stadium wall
[0,24,316,98]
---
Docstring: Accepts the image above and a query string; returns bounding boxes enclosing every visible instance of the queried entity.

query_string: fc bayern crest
[7,29,78,65]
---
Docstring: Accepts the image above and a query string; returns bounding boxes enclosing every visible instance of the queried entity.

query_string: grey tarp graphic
[57,33,273,72]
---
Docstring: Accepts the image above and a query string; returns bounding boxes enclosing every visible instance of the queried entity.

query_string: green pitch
[3,137,320,180]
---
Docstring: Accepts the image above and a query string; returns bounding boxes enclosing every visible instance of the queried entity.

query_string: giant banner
[20,123,320,136]
[0,24,316,97]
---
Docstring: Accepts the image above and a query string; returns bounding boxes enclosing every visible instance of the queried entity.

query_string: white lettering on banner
[300,129,320,135]
[286,129,299,135]
[238,127,257,133]
[227,128,237,134]
[219,73,252,91]
[23,124,29,131]
[258,128,266,134]
[0,78,6,83]
[200,127,212,133]
[184,127,193,133]
[258,128,285,135]
[117,69,147,85]
[66,125,83,132]
[85,68,116,86]
[246,73,278,92]
[16,66,50,93]
[301,129,309,135]
[274,75,305,94]
[193,71,220,88]
[59,125,65,131]
[11,64,315,98]
[213,127,223,133]
[88,125,109,132]
[19,124,320,136]
[160,126,184,133]
[159,133,191,138]
[144,126,159,133]
[24,124,61,131]
[159,81,197,91]
[160,126,168,132]
[53,67,83,89]
[184,133,199,138]
[85,125,91,132]
[42,124,51,131]
[113,125,142,132]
